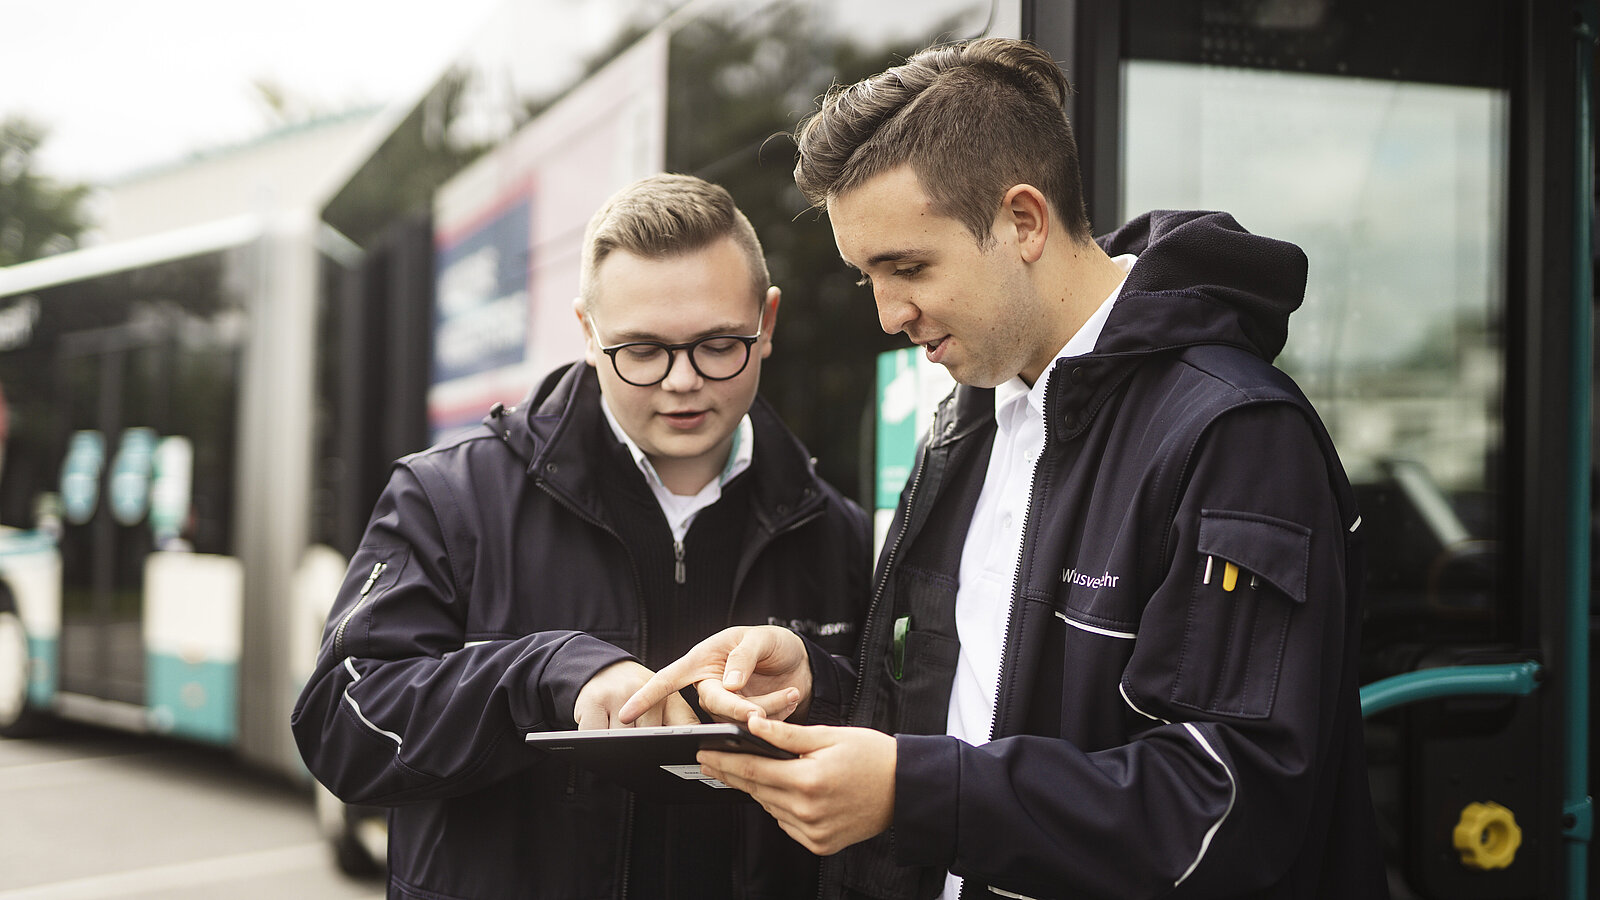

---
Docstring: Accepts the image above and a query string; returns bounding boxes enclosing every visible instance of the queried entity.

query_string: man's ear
[758,286,781,359]
[573,297,600,368]
[1001,184,1050,264]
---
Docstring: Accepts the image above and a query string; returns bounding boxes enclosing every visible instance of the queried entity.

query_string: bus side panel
[143,550,242,744]
[0,533,61,707]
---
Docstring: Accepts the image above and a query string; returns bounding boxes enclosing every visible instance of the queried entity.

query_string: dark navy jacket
[291,362,871,899]
[827,212,1387,899]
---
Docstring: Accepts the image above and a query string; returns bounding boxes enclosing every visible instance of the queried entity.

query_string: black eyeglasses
[590,311,764,387]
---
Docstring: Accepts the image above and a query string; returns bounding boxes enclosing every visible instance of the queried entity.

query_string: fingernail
[724,670,742,686]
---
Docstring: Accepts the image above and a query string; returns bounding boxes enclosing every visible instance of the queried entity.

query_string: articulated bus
[0,1,1592,896]
[0,214,353,763]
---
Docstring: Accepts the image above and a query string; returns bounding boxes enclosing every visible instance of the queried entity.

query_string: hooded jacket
[291,362,871,900]
[828,211,1387,899]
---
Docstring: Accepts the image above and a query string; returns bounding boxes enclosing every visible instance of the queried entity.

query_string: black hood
[1095,210,1307,363]
[478,361,579,469]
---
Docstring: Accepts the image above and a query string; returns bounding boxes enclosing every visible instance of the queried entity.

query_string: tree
[0,116,92,267]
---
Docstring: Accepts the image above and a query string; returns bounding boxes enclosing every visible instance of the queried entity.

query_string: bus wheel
[0,608,44,737]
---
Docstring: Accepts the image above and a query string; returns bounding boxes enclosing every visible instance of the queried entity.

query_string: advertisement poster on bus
[429,31,667,440]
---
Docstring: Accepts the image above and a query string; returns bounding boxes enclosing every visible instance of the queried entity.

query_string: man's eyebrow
[863,249,925,268]
[602,321,752,343]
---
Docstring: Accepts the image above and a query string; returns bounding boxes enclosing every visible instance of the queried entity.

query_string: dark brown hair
[794,38,1091,246]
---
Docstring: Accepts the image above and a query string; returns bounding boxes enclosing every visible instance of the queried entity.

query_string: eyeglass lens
[613,335,751,385]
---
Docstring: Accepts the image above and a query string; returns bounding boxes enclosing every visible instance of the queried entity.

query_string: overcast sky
[2,0,502,184]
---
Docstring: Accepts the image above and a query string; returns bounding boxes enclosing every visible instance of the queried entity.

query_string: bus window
[1117,0,1514,662]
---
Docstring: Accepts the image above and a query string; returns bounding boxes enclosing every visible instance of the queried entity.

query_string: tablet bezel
[523,722,795,800]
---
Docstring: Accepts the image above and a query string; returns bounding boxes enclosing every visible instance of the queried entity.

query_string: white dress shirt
[941,254,1134,899]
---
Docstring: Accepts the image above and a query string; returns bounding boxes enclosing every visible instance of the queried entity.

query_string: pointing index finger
[618,665,690,724]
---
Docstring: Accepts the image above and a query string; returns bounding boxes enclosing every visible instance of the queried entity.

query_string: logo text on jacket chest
[768,617,855,637]
[1061,567,1121,590]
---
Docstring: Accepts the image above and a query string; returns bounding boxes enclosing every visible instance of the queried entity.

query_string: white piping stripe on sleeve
[1173,722,1237,887]
[1349,515,1361,533]
[1119,681,1168,723]
[1055,611,1136,639]
[341,657,403,747]
[988,887,1043,899]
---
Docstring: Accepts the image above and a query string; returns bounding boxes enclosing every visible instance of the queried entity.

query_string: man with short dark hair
[625,39,1387,899]
[292,173,870,900]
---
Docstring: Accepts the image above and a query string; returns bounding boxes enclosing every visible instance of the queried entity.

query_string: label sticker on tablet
[661,765,736,788]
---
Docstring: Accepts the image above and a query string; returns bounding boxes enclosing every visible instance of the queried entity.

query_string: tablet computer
[523,722,795,801]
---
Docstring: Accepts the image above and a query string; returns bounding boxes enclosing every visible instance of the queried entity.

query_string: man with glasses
[292,174,870,900]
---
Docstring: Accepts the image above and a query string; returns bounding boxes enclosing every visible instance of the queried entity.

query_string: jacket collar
[485,362,828,530]
[921,211,1306,445]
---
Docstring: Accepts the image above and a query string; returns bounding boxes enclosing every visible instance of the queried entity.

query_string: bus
[1,1,1592,896]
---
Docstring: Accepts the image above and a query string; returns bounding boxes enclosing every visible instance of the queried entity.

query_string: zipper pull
[673,540,685,585]
[361,557,385,592]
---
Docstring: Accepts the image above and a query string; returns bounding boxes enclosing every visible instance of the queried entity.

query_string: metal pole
[1564,5,1596,896]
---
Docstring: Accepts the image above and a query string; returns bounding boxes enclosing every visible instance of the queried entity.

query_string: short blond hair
[579,173,769,310]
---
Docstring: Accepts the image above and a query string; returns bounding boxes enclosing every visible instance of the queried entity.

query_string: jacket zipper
[963,380,1060,900]
[988,375,1060,744]
[848,427,932,721]
[333,561,387,658]
[674,539,686,584]
[619,794,635,899]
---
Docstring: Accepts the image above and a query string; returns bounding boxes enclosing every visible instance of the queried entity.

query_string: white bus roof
[0,215,263,299]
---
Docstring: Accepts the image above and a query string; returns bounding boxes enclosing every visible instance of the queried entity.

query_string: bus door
[1028,0,1589,896]
[54,321,169,710]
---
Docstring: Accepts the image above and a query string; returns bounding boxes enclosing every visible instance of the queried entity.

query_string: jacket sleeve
[892,402,1362,899]
[798,633,857,726]
[289,463,634,806]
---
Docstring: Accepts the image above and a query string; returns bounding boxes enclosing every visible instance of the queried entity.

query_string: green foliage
[664,6,973,500]
[0,116,91,266]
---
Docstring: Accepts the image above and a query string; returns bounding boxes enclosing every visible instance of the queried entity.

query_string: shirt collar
[996,253,1138,424]
[599,395,754,494]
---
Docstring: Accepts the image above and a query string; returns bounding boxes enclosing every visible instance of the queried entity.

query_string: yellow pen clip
[1222,561,1239,592]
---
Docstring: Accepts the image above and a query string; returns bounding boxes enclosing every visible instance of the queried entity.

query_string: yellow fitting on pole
[1452,801,1522,870]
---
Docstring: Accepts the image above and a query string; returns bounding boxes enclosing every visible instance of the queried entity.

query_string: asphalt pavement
[0,723,385,899]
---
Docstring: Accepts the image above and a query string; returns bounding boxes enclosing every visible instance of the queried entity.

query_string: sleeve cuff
[795,632,849,725]
[893,733,962,869]
[540,633,637,729]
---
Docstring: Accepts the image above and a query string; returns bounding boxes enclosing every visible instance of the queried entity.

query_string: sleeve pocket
[1171,509,1313,718]
[331,546,411,659]
[1196,509,1310,603]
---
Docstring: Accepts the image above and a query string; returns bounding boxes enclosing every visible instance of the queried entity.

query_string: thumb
[721,631,768,690]
[747,713,834,755]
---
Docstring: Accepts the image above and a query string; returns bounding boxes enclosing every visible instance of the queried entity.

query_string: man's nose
[659,349,703,391]
[876,289,917,336]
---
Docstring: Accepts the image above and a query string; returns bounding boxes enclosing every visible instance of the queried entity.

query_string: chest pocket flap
[1197,509,1310,604]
